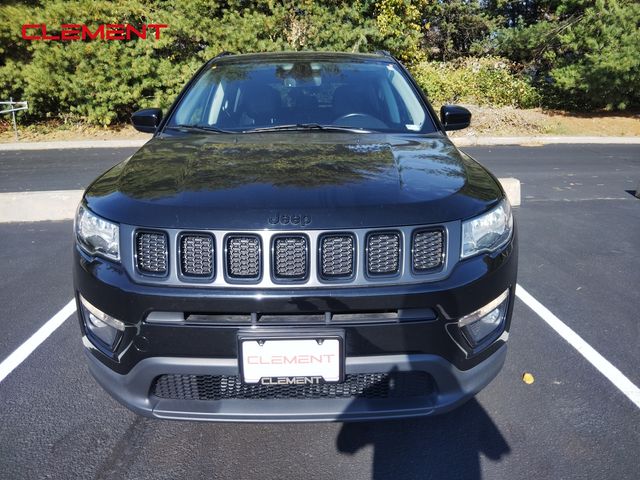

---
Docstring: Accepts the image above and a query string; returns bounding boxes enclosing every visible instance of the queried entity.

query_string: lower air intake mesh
[152,372,435,400]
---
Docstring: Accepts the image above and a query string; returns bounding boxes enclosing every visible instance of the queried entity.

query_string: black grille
[180,234,214,277]
[273,236,308,279]
[132,227,447,284]
[226,236,261,279]
[412,230,444,272]
[136,231,168,274]
[367,232,401,275]
[320,235,354,278]
[152,372,435,401]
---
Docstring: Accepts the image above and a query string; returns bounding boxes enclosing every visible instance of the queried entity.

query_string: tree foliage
[413,56,541,108]
[490,0,640,109]
[0,0,431,124]
[421,0,496,61]
[0,0,637,125]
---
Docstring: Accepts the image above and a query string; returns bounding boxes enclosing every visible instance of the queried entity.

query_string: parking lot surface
[0,143,638,479]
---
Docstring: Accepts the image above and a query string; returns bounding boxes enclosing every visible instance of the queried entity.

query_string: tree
[421,0,496,61]
[0,0,429,124]
[491,0,640,109]
[484,0,562,27]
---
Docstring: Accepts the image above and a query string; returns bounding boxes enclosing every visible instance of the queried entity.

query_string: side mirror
[131,108,163,133]
[440,105,471,131]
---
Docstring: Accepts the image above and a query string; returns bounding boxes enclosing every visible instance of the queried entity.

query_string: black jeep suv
[73,51,517,422]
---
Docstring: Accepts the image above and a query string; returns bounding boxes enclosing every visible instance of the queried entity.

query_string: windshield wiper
[170,124,234,134]
[243,123,371,134]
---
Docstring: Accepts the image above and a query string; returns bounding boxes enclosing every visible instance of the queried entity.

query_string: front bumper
[85,342,507,422]
[75,231,516,421]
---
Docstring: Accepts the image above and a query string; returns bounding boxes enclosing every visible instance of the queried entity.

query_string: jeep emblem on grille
[268,213,311,226]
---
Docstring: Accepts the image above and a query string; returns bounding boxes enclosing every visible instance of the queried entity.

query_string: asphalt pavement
[0,143,638,479]
[0,148,138,192]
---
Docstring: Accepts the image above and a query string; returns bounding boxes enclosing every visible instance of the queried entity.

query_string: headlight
[75,205,120,261]
[461,200,513,259]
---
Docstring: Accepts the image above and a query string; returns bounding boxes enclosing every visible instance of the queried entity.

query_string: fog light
[79,295,125,350]
[458,290,509,347]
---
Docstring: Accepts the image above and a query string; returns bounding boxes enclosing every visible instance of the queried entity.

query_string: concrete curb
[0,136,639,151]
[499,178,521,207]
[0,179,522,223]
[0,190,83,223]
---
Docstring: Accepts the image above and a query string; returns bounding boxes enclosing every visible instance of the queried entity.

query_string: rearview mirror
[131,108,163,133]
[440,105,471,131]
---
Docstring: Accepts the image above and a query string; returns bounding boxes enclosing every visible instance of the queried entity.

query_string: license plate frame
[238,330,345,385]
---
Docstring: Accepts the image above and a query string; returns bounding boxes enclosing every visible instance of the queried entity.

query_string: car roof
[211,51,395,65]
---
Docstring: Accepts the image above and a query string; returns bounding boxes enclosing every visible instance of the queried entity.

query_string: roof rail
[374,50,392,57]
[213,51,235,59]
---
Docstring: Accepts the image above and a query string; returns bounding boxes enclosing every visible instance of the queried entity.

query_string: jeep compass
[73,51,517,422]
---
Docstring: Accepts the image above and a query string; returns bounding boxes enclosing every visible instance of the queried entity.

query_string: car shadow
[335,327,509,479]
[336,398,509,479]
[288,288,510,478]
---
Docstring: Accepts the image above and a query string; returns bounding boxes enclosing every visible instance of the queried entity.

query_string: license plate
[239,336,343,384]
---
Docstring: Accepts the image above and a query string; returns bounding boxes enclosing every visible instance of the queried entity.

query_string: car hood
[84,132,503,230]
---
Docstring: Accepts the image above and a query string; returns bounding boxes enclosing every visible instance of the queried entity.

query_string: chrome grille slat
[274,236,308,279]
[226,236,261,279]
[321,235,354,278]
[412,230,444,272]
[367,232,401,275]
[136,231,168,274]
[180,234,214,277]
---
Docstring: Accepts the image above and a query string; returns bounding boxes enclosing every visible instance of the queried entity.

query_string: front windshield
[167,58,435,133]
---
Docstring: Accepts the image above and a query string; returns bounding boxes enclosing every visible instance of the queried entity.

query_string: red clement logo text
[21,24,168,41]
[247,354,335,365]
